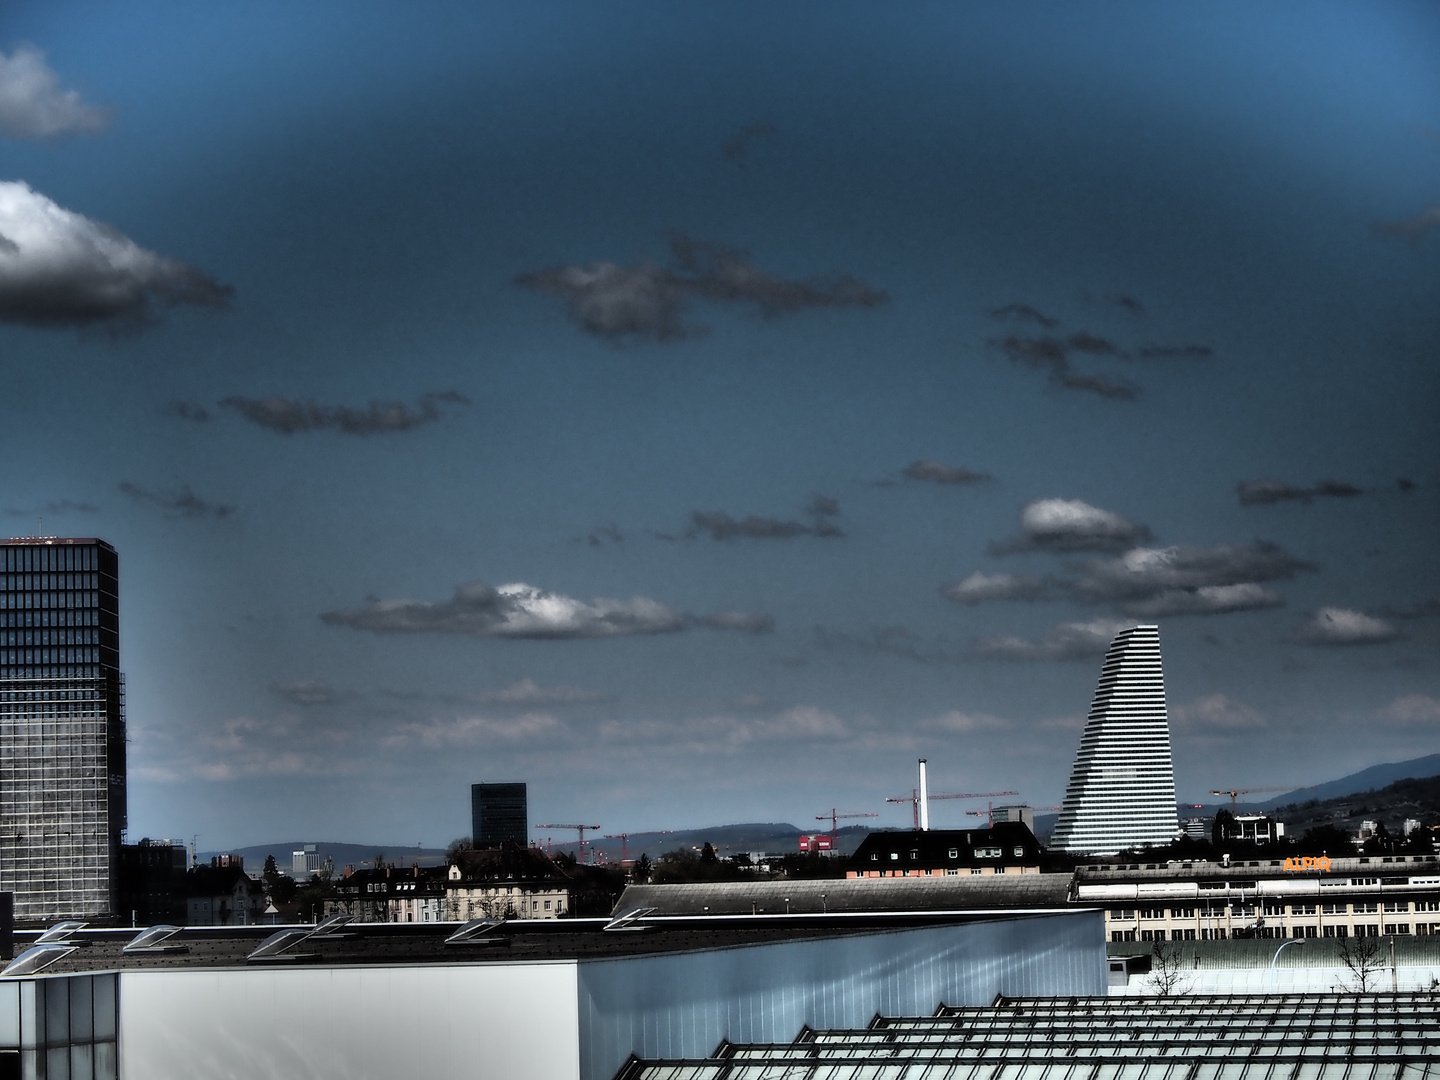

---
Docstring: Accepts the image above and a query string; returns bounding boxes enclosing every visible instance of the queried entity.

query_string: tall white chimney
[918,758,930,831]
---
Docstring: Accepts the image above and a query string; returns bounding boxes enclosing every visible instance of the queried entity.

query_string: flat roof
[8,908,1082,976]
[614,875,1074,915]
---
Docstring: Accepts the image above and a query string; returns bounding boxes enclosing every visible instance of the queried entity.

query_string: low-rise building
[185,859,267,926]
[847,823,1044,878]
[1074,853,1440,942]
[445,844,571,920]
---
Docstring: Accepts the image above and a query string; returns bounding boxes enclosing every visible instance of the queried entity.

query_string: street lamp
[1270,939,1301,990]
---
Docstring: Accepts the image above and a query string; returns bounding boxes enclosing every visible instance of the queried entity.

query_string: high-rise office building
[471,782,527,848]
[0,537,125,921]
[1050,624,1178,856]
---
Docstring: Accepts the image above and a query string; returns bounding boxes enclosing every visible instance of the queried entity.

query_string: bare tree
[1147,938,1192,996]
[1338,934,1384,993]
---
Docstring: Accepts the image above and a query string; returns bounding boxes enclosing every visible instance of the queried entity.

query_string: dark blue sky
[2,3,1437,848]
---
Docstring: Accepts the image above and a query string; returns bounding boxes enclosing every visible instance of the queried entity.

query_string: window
[973,847,1001,858]
[1321,903,1346,915]
[544,899,551,910]
[1384,901,1409,913]
[1013,847,1025,858]
[1113,908,1134,920]
[970,868,982,875]
[1263,904,1285,916]
[1291,903,1316,915]
[948,849,958,859]
[909,850,919,860]
[1355,902,1378,914]
[889,852,899,861]
[1138,907,1165,920]
[1140,929,1166,942]
[870,853,878,861]
[1174,907,1196,919]
[1384,923,1411,935]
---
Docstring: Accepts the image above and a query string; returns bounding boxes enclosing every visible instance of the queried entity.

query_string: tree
[632,853,652,883]
[1338,933,1385,993]
[700,842,717,864]
[1211,809,1235,846]
[263,854,278,879]
[1146,938,1192,996]
[446,837,474,861]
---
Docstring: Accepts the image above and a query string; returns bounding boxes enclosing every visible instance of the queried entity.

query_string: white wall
[118,962,580,1080]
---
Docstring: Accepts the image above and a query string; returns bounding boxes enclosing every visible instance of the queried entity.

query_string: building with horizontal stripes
[1051,625,1179,856]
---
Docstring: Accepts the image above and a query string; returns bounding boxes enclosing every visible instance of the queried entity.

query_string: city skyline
[1,5,1437,848]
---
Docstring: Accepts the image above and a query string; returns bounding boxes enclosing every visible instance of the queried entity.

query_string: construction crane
[1208,787,1307,814]
[604,833,630,862]
[966,803,1060,827]
[887,790,1018,830]
[535,824,601,865]
[815,809,878,834]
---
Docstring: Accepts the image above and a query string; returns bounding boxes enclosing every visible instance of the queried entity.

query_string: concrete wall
[576,912,1105,1080]
[118,962,581,1080]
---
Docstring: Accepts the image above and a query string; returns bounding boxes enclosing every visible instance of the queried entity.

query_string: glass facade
[472,783,528,848]
[0,540,125,922]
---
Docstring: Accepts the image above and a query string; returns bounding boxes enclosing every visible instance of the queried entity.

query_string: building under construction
[0,537,126,923]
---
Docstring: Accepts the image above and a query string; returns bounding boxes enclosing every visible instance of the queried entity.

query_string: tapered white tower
[1050,624,1178,855]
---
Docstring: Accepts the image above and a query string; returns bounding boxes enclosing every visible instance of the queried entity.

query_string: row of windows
[1,648,101,666]
[1112,900,1434,919]
[0,544,105,572]
[0,611,106,629]
[868,845,1027,862]
[0,573,101,592]
[0,591,105,612]
[0,665,112,682]
[0,629,101,647]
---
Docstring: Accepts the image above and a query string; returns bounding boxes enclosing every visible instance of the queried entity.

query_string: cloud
[1113,294,1144,315]
[517,234,887,341]
[322,580,685,639]
[813,625,957,665]
[992,498,1151,554]
[4,499,97,516]
[221,391,470,435]
[1171,694,1266,732]
[1379,694,1440,725]
[0,45,110,139]
[692,610,776,634]
[382,711,565,751]
[1118,582,1285,617]
[118,481,235,519]
[1237,479,1362,505]
[976,618,1133,661]
[1133,344,1213,360]
[584,524,624,547]
[1297,607,1399,646]
[903,459,990,485]
[163,400,211,422]
[993,334,1138,400]
[0,180,231,327]
[942,571,1052,605]
[1068,542,1311,605]
[721,121,776,163]
[475,678,609,706]
[987,303,1058,328]
[918,709,1012,733]
[1372,206,1440,243]
[686,496,843,541]
[272,680,337,706]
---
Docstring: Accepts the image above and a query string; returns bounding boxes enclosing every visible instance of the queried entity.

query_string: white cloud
[976,618,1133,661]
[475,678,609,706]
[272,680,337,706]
[994,498,1150,553]
[1172,694,1266,731]
[0,180,231,326]
[1379,694,1440,725]
[918,709,1012,733]
[942,571,1050,605]
[1120,582,1285,617]
[322,580,687,639]
[1070,543,1309,604]
[0,45,109,140]
[381,712,564,750]
[1298,607,1398,646]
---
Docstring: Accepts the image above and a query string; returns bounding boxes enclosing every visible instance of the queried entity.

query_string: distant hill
[197,841,447,874]
[584,822,871,862]
[1268,774,1440,838]
[1261,753,1440,808]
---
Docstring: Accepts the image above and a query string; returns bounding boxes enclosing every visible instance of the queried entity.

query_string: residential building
[1050,624,1180,856]
[471,781,527,847]
[185,859,266,926]
[1223,814,1286,845]
[445,843,570,919]
[847,823,1044,878]
[325,864,448,923]
[0,537,126,922]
